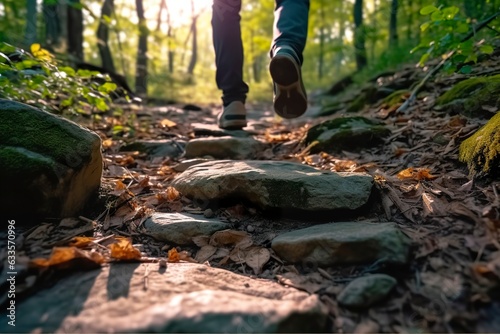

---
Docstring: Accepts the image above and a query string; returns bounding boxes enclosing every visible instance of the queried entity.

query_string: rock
[173,158,212,172]
[120,140,185,158]
[0,99,102,219]
[305,116,391,153]
[7,263,328,333]
[435,75,500,118]
[144,212,230,245]
[172,160,373,211]
[459,112,500,177]
[271,222,411,266]
[337,274,397,309]
[185,137,269,160]
[191,123,256,138]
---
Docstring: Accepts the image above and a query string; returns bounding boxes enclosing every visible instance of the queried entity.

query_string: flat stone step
[172,160,373,211]
[8,263,328,333]
[271,222,411,266]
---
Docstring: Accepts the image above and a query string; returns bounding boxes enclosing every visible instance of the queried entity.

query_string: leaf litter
[4,53,500,333]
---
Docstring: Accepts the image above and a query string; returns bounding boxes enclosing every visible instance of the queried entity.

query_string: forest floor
[4,56,500,332]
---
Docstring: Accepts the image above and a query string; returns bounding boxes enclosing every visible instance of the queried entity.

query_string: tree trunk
[135,0,148,96]
[186,0,198,77]
[97,0,116,73]
[43,2,61,48]
[318,0,325,80]
[24,0,37,48]
[370,0,377,64]
[334,1,346,74]
[389,0,398,47]
[67,0,84,62]
[407,0,413,41]
[165,0,174,74]
[353,0,367,70]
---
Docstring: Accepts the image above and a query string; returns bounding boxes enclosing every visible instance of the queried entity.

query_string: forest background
[1,0,499,105]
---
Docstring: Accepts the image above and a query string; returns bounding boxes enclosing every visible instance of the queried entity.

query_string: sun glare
[158,0,213,26]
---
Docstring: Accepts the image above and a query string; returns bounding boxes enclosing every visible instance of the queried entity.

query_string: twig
[397,10,500,114]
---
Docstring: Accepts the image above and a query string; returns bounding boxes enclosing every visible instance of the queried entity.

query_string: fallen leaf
[245,247,271,275]
[168,248,180,262]
[30,247,104,270]
[160,118,177,128]
[397,167,436,181]
[195,245,217,263]
[108,238,142,260]
[210,230,252,248]
[192,235,209,247]
[67,236,94,248]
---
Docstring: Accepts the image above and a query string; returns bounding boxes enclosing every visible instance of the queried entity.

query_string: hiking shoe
[269,47,308,119]
[217,101,247,129]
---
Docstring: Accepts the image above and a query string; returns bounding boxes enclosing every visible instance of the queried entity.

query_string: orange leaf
[108,238,141,260]
[168,248,180,262]
[160,118,177,128]
[397,167,436,181]
[67,236,95,248]
[166,186,180,201]
[30,247,104,270]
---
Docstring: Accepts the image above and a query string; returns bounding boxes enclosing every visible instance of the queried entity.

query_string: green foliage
[0,42,120,115]
[412,4,495,74]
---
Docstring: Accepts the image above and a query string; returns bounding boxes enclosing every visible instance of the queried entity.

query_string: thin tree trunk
[335,1,346,74]
[354,0,367,70]
[370,0,377,64]
[407,0,413,41]
[164,0,174,74]
[97,0,116,72]
[318,0,325,80]
[43,2,61,48]
[135,0,148,96]
[24,0,37,48]
[186,0,198,77]
[67,0,84,62]
[389,0,398,47]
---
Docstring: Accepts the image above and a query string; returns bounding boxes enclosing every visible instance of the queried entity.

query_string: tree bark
[67,0,84,62]
[353,0,367,70]
[186,0,198,77]
[43,2,61,48]
[318,0,325,80]
[24,0,37,48]
[135,0,148,96]
[389,0,398,47]
[97,0,116,73]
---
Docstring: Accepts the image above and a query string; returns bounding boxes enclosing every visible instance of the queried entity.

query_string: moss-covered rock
[459,112,500,177]
[381,90,410,107]
[436,75,500,118]
[305,116,391,153]
[0,99,103,219]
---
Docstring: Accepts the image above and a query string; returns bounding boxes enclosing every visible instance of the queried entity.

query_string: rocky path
[2,63,500,332]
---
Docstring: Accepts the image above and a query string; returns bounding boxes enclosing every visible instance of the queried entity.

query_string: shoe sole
[219,119,246,130]
[269,55,307,119]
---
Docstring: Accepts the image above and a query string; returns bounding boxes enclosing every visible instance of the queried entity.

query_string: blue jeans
[212,0,310,106]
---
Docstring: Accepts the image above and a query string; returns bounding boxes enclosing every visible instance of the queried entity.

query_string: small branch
[397,10,500,114]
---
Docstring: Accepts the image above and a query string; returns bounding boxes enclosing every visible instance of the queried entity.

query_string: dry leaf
[397,167,436,181]
[210,230,252,247]
[30,247,104,270]
[168,248,180,262]
[108,238,142,260]
[195,245,217,263]
[160,118,177,128]
[67,236,94,248]
[245,247,271,275]
[422,192,445,217]
[192,235,209,247]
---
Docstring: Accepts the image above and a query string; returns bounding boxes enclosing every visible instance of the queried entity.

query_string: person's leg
[271,0,310,64]
[269,0,309,119]
[212,0,249,106]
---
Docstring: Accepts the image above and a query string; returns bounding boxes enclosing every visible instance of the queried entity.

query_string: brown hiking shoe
[269,47,308,119]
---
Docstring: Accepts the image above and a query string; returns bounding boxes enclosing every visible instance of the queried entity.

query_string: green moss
[459,112,500,177]
[306,116,391,153]
[436,75,500,118]
[0,99,99,167]
[347,94,368,113]
[381,90,410,107]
